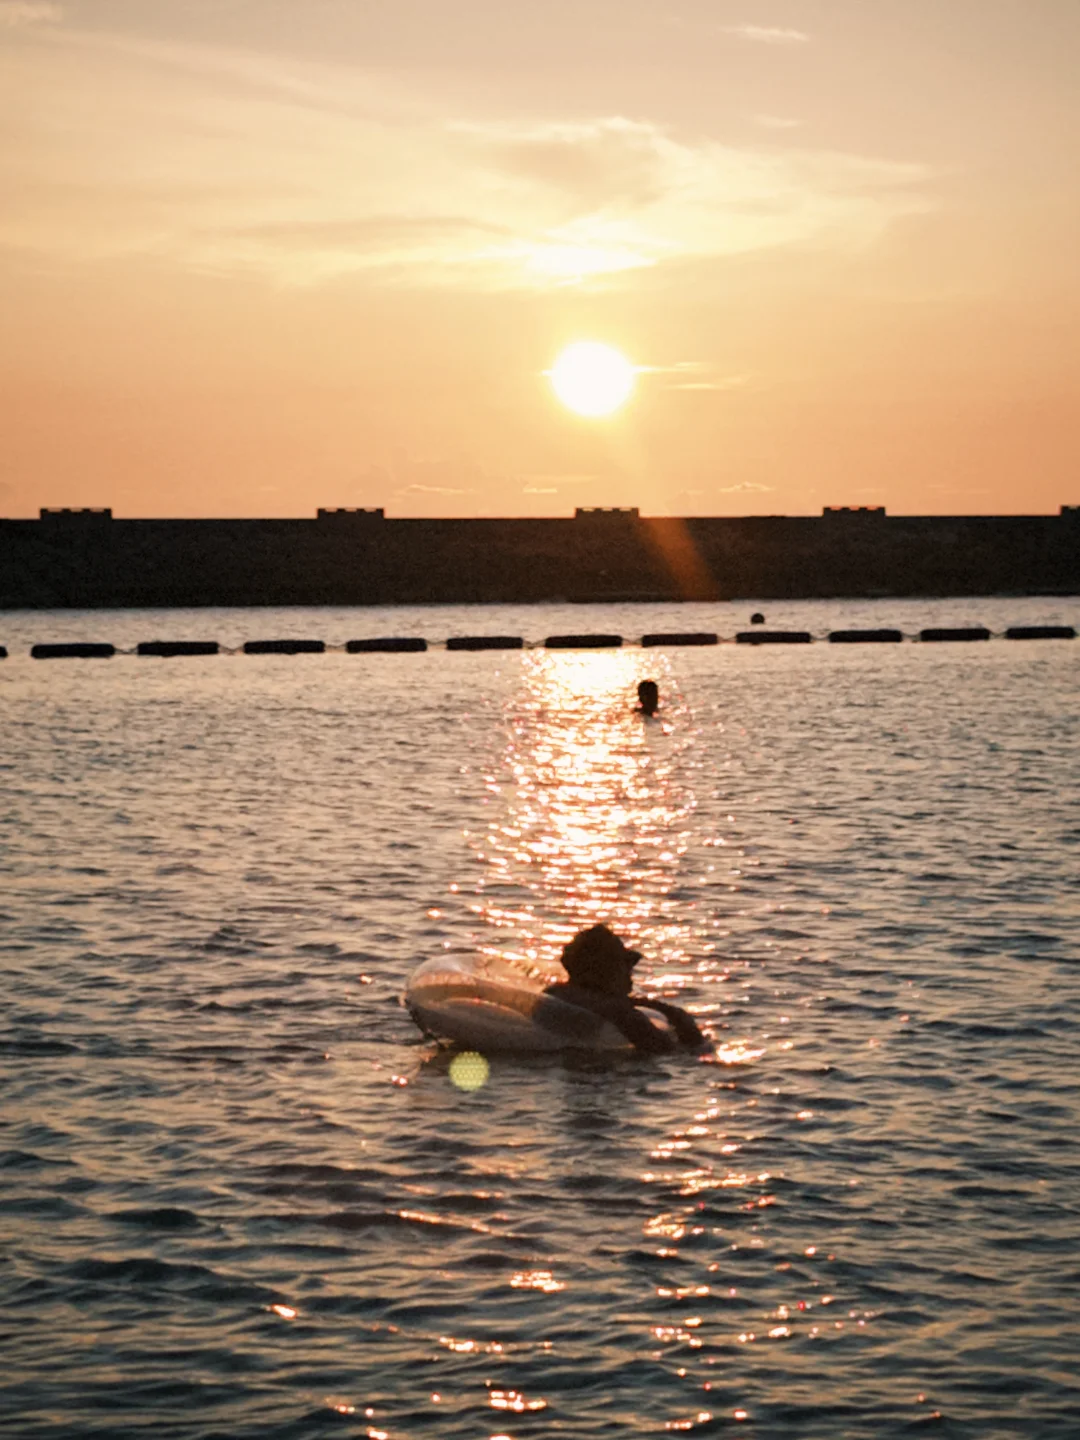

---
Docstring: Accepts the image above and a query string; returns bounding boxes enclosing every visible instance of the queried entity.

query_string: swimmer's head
[637,679,659,716]
[560,924,641,996]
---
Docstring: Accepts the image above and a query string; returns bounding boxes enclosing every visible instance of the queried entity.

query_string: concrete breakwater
[1,505,1078,608]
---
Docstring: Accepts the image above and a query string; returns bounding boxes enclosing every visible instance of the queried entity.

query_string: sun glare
[550,342,636,418]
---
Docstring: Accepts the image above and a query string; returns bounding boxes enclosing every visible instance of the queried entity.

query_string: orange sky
[2,0,1078,518]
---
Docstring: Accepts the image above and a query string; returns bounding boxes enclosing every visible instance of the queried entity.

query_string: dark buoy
[243,639,325,655]
[545,634,623,649]
[750,612,765,625]
[1004,626,1076,641]
[640,632,719,647]
[446,636,525,651]
[137,641,220,657]
[346,637,427,653]
[919,628,991,643]
[31,642,116,660]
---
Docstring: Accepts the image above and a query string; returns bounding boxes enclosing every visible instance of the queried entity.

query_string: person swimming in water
[544,924,704,1054]
[636,679,660,716]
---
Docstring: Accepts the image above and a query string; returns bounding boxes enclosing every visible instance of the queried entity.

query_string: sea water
[1,598,1079,1439]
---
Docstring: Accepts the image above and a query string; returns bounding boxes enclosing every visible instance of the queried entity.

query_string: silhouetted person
[544,924,705,1054]
[636,679,660,716]
[750,612,765,625]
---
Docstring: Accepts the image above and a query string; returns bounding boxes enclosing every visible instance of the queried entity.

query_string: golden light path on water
[456,645,768,1063]
[468,648,701,984]
[444,648,784,1425]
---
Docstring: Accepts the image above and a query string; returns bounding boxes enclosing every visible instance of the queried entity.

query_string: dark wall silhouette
[1,506,1077,608]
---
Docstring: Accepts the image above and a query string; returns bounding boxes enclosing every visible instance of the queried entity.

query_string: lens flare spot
[449,1050,490,1091]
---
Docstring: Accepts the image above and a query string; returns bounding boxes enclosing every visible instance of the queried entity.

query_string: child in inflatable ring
[544,924,705,1054]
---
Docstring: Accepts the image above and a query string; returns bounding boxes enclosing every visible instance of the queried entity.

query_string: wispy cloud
[0,28,929,289]
[0,1,61,26]
[755,114,803,130]
[668,380,744,391]
[640,363,755,392]
[725,25,809,45]
[520,474,598,490]
[397,484,470,496]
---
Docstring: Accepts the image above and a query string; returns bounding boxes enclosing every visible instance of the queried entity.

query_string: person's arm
[545,983,676,1053]
[632,996,706,1050]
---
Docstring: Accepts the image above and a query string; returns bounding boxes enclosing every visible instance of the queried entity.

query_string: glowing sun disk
[550,342,636,417]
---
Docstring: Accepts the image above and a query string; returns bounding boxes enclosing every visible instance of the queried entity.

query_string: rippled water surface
[2,599,1079,1439]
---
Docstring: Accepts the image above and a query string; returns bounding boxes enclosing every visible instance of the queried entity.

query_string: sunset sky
[2,0,1078,518]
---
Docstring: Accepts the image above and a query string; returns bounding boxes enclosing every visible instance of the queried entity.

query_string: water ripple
[1,599,1078,1437]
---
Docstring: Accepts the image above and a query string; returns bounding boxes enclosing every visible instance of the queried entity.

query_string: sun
[550,341,636,418]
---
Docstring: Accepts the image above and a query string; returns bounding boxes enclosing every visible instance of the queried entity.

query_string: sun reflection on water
[465,650,700,984]
[509,1269,565,1293]
[489,1389,548,1412]
[443,645,817,1404]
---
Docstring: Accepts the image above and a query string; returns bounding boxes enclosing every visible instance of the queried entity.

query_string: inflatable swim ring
[405,953,675,1053]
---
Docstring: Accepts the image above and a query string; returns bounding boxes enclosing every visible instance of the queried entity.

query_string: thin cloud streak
[396,484,471,496]
[755,114,803,130]
[668,380,743,391]
[520,474,599,490]
[0,1,61,25]
[725,25,810,45]
[638,363,756,392]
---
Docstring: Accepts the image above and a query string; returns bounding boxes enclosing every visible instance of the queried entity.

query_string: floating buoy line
[2,625,1075,660]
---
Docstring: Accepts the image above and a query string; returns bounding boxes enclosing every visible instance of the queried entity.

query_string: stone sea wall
[1,507,1077,608]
